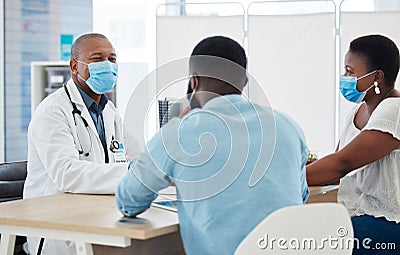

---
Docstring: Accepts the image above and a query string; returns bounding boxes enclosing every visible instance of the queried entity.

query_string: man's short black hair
[190,36,247,69]
[350,34,399,86]
[189,36,247,89]
[71,33,110,60]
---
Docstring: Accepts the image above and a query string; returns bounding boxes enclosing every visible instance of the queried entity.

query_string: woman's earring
[374,81,380,95]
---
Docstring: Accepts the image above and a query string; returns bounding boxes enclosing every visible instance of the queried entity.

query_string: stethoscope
[110,136,120,153]
[64,84,92,156]
[64,84,122,157]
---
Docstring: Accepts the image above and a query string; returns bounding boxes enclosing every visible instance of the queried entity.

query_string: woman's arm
[306,130,400,185]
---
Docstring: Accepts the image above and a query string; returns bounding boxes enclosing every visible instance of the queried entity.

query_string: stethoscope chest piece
[110,139,120,153]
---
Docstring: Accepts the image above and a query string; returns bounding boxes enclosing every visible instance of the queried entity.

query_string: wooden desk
[0,194,183,255]
[0,186,339,255]
[307,185,339,204]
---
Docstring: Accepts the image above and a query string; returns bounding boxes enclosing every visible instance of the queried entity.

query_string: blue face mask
[339,70,376,103]
[76,60,118,94]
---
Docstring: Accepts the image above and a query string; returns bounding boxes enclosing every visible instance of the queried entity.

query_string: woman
[307,34,400,255]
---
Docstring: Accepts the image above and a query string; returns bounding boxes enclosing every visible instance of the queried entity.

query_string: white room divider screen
[122,3,245,147]
[156,3,245,98]
[248,1,336,155]
[154,0,400,156]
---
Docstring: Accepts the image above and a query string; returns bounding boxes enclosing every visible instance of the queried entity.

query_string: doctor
[23,33,141,255]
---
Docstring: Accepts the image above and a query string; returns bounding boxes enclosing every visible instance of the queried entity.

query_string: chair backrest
[0,161,27,202]
[235,203,354,255]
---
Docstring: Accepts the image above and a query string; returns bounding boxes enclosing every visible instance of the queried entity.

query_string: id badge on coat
[114,147,127,163]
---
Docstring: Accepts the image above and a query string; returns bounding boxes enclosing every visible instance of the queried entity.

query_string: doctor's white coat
[23,78,141,255]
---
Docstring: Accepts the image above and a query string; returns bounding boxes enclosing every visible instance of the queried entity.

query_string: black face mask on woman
[186,79,201,109]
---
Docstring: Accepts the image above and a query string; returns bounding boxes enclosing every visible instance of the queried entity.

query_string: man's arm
[116,138,172,217]
[116,164,158,217]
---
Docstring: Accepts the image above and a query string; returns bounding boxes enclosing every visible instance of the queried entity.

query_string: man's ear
[70,59,78,75]
[190,75,199,91]
[243,76,249,88]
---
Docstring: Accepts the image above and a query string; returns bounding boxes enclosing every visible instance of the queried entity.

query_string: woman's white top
[338,97,400,223]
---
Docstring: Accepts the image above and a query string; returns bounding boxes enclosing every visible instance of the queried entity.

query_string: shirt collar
[76,86,108,113]
[203,94,244,109]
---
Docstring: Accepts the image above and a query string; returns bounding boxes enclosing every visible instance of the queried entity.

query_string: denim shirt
[116,94,309,255]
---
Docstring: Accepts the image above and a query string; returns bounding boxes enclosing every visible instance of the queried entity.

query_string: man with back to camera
[23,33,141,255]
[115,36,309,255]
